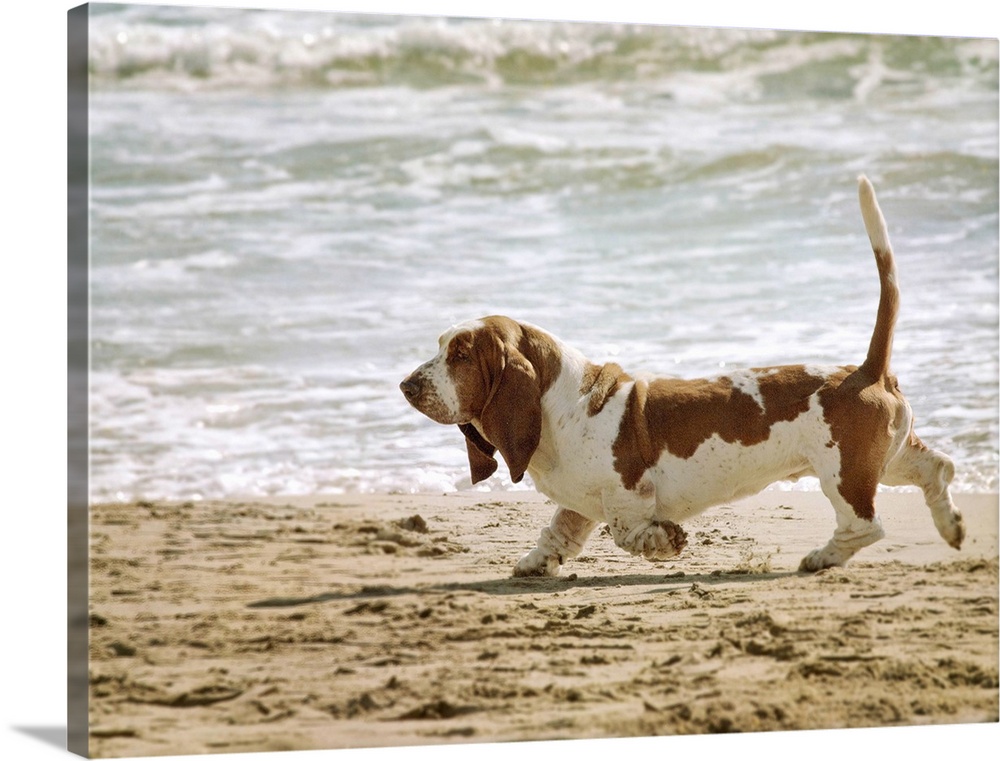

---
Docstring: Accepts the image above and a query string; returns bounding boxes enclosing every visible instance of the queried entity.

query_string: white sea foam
[86,6,999,501]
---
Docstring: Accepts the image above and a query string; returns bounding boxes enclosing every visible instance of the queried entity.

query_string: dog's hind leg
[800,486,886,571]
[513,506,597,577]
[881,433,965,550]
[800,449,886,571]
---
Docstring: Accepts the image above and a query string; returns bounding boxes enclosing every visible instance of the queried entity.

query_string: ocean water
[87,4,1000,501]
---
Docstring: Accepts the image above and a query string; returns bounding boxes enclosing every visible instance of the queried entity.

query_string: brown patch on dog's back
[612,365,828,491]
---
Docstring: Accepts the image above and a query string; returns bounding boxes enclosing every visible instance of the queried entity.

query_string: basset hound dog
[400,176,965,576]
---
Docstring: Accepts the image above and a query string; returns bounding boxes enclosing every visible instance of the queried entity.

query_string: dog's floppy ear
[459,423,498,484]
[479,352,541,484]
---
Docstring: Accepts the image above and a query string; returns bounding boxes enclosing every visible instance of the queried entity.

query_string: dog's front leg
[513,506,597,577]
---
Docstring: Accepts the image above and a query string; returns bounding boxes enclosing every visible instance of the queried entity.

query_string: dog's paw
[800,519,885,572]
[616,520,687,561]
[935,508,965,550]
[512,549,561,577]
[798,546,846,573]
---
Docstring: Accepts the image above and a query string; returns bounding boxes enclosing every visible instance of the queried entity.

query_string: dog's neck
[532,331,656,484]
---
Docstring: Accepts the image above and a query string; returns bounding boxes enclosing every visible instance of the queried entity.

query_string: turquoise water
[87,4,999,499]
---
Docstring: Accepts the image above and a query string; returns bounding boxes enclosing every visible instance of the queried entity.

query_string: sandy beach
[85,489,998,757]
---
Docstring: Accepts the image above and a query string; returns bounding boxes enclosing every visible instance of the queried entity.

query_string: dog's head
[400,316,560,484]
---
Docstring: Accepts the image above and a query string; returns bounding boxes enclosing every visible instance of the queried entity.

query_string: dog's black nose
[400,377,421,400]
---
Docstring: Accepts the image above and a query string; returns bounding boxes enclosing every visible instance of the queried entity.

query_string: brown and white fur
[400,176,965,576]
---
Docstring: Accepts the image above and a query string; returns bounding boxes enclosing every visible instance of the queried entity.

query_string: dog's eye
[448,341,472,362]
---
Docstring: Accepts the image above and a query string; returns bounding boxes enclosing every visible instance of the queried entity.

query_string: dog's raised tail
[858,175,899,380]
